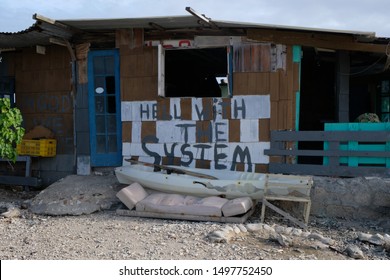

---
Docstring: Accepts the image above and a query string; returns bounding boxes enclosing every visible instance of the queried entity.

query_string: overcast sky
[1,0,389,37]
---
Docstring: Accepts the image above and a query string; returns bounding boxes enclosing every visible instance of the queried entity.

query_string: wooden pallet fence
[264,130,390,177]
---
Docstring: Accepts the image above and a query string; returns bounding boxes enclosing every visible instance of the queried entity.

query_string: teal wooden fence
[264,129,390,177]
[324,123,390,167]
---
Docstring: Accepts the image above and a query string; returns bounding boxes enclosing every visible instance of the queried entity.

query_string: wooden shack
[1,9,389,185]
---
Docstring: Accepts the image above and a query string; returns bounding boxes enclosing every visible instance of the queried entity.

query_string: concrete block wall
[310,176,390,220]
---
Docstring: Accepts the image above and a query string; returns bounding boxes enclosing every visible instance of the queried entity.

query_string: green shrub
[0,97,25,161]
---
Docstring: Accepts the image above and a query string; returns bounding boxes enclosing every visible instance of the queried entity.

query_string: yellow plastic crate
[17,139,57,157]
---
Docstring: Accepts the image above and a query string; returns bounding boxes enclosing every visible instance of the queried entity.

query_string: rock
[307,233,335,245]
[208,230,229,243]
[233,226,241,234]
[384,234,390,251]
[291,228,303,236]
[263,224,276,234]
[29,175,119,215]
[357,232,372,242]
[238,224,247,233]
[344,244,365,259]
[358,232,385,246]
[310,241,329,250]
[208,227,236,243]
[368,233,385,246]
[245,223,264,232]
[1,207,21,218]
[274,234,292,247]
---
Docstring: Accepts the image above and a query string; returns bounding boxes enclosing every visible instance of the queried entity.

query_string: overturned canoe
[114,162,312,200]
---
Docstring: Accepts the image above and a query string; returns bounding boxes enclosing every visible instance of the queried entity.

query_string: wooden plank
[122,121,132,142]
[180,98,192,120]
[260,44,271,71]
[247,72,257,93]
[251,44,261,71]
[278,68,288,100]
[259,118,270,141]
[229,119,241,142]
[286,45,294,100]
[293,62,300,92]
[265,148,390,157]
[277,100,288,130]
[116,205,256,223]
[255,72,270,94]
[233,72,248,95]
[269,72,280,101]
[261,199,308,229]
[247,29,384,53]
[0,176,42,187]
[270,130,390,142]
[141,122,156,141]
[268,163,390,177]
[156,98,171,120]
[270,101,279,131]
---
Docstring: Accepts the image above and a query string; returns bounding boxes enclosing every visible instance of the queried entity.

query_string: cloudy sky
[1,0,389,37]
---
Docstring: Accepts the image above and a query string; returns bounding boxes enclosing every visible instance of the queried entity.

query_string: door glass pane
[107,115,116,133]
[96,115,106,133]
[106,76,115,94]
[93,57,105,74]
[94,76,105,90]
[108,135,117,152]
[95,96,105,113]
[96,135,106,153]
[105,56,115,75]
[107,96,116,113]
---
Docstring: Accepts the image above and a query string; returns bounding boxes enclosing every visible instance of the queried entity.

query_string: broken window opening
[161,47,231,98]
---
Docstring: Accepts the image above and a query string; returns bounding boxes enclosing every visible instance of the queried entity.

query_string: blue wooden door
[88,50,122,166]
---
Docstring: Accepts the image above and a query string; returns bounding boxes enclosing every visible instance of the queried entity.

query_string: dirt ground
[0,185,389,260]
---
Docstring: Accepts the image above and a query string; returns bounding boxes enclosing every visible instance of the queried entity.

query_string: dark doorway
[298,47,337,164]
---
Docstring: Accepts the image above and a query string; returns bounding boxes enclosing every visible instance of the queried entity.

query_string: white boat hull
[115,164,267,199]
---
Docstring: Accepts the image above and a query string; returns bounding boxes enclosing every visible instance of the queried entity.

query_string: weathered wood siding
[10,46,73,154]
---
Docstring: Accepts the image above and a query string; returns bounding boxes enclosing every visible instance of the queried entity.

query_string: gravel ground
[0,185,389,260]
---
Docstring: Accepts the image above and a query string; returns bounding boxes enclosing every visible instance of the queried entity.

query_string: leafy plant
[0,97,25,162]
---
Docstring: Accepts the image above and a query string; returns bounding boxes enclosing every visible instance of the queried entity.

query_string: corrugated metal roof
[0,19,73,49]
[58,15,377,37]
[59,15,201,30]
[0,14,381,49]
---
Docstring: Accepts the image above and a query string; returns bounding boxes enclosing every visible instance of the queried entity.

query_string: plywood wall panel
[270,101,279,130]
[180,98,192,120]
[229,119,240,142]
[156,98,171,120]
[293,62,300,92]
[256,72,270,94]
[122,121,132,142]
[141,121,156,141]
[247,73,257,94]
[233,73,248,95]
[278,69,288,100]
[260,44,271,71]
[259,118,270,141]
[255,164,268,173]
[269,72,280,101]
